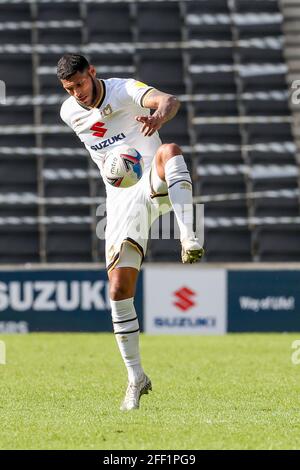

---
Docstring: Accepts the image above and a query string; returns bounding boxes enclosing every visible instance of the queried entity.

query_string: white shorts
[105,156,172,273]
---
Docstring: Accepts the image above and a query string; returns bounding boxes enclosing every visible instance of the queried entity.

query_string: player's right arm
[136,89,181,137]
[118,79,181,137]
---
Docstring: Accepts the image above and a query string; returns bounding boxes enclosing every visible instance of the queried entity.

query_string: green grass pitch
[0,333,300,450]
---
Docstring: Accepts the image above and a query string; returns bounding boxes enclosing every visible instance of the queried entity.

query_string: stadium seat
[193,99,238,118]
[96,239,106,260]
[94,179,109,198]
[242,97,290,117]
[148,238,180,262]
[240,71,287,94]
[188,49,235,95]
[136,3,181,41]
[0,30,31,45]
[0,156,37,194]
[0,3,31,21]
[89,52,135,82]
[185,0,228,15]
[45,205,91,219]
[253,196,299,217]
[0,0,298,264]
[138,50,185,95]
[87,3,132,43]
[0,105,34,125]
[194,121,241,144]
[42,134,81,149]
[196,174,246,195]
[252,177,299,193]
[0,134,35,149]
[37,3,80,20]
[0,203,38,227]
[38,28,82,45]
[159,105,190,147]
[147,213,181,261]
[205,227,252,261]
[248,144,297,164]
[195,148,243,165]
[185,5,232,41]
[39,55,64,95]
[238,44,284,64]
[205,200,248,218]
[235,0,280,13]
[41,104,64,125]
[0,227,39,263]
[256,226,300,261]
[43,180,90,198]
[46,227,93,262]
[0,55,33,96]
[190,67,236,95]
[245,122,293,141]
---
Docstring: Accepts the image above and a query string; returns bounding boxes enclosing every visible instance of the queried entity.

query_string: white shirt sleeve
[119,79,154,108]
[60,101,72,128]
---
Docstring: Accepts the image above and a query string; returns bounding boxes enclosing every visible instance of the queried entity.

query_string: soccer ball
[103,145,144,188]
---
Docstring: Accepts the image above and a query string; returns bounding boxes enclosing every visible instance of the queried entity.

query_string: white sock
[164,155,195,241]
[110,297,144,385]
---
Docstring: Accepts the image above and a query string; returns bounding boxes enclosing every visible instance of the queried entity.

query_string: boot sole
[182,247,205,264]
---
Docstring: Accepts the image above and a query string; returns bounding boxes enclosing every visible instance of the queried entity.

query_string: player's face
[61,66,98,106]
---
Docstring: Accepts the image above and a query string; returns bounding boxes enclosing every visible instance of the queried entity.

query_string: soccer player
[57,54,204,411]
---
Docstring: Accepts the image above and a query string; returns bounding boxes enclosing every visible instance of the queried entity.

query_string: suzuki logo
[90,121,107,137]
[173,286,196,312]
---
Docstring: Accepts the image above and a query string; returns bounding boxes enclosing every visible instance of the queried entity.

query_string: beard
[89,74,100,106]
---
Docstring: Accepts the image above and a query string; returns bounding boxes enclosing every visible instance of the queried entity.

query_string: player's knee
[109,281,132,301]
[158,143,182,164]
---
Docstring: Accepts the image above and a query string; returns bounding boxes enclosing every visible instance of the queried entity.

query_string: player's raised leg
[108,265,151,411]
[155,143,204,263]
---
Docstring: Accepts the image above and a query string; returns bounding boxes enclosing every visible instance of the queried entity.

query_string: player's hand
[135,113,164,137]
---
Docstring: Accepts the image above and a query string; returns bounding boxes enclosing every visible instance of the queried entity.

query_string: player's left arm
[135,89,181,137]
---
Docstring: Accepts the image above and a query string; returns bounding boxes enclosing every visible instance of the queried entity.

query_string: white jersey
[60,78,162,190]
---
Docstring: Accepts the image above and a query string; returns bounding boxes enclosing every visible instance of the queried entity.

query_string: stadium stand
[0,0,299,263]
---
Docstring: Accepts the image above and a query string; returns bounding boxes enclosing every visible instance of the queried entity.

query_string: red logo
[90,121,107,138]
[173,287,196,312]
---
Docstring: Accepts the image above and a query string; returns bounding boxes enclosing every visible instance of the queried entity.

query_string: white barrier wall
[144,265,227,335]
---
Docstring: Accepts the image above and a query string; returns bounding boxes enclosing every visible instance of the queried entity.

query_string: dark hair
[57,54,90,80]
